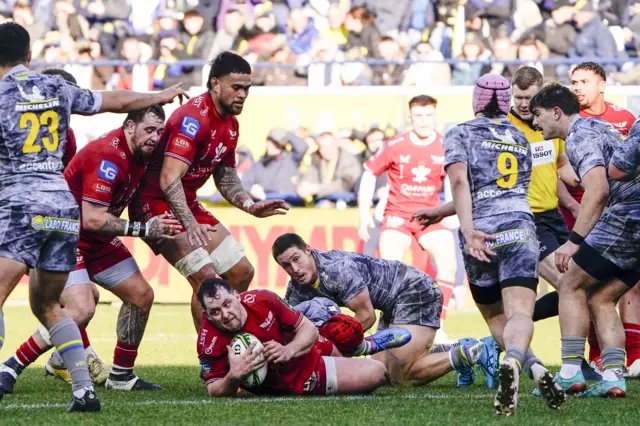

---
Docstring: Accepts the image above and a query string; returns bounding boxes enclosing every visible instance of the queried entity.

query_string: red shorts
[381,213,447,241]
[66,237,138,290]
[316,336,335,356]
[558,205,576,231]
[129,199,220,255]
[301,356,338,395]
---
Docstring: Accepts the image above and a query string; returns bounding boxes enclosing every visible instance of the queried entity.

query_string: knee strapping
[210,235,245,275]
[175,248,213,278]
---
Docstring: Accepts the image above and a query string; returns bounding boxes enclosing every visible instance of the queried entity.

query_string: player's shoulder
[386,132,408,148]
[86,129,126,161]
[628,118,640,138]
[197,315,227,357]
[607,101,635,117]
[168,92,211,137]
[240,289,277,306]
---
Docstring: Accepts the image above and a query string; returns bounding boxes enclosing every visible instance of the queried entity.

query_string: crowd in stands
[4,0,640,88]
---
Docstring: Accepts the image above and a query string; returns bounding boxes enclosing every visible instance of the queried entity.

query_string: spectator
[297,132,363,204]
[152,34,184,89]
[451,32,491,85]
[358,127,385,164]
[114,35,154,91]
[236,4,283,58]
[344,6,381,58]
[516,33,554,81]
[13,0,47,57]
[243,128,309,202]
[256,45,308,86]
[208,7,245,60]
[307,39,343,87]
[353,0,414,38]
[179,9,215,87]
[286,7,318,57]
[372,36,408,86]
[488,35,518,79]
[511,0,542,42]
[403,41,452,87]
[318,2,348,48]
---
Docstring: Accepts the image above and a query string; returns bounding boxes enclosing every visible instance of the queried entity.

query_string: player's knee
[224,260,254,293]
[369,360,390,388]
[588,291,614,312]
[91,284,100,305]
[134,286,155,313]
[66,301,96,326]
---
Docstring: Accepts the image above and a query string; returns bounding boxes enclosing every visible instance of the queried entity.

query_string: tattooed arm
[160,156,199,227]
[212,166,255,213]
[82,200,128,235]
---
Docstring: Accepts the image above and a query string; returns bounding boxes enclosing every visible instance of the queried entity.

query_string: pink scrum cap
[472,73,511,115]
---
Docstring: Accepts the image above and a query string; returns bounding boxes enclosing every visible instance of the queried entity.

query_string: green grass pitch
[1,304,638,425]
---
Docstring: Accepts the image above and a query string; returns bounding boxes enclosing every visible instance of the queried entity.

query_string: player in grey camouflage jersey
[0,22,188,412]
[442,74,563,416]
[272,233,498,388]
[531,83,640,398]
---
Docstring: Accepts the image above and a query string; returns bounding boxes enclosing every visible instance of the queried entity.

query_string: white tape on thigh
[210,235,245,275]
[38,325,52,346]
[174,248,213,278]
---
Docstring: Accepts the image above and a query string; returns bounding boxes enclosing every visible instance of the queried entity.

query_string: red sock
[588,321,601,362]
[15,336,48,367]
[113,341,139,371]
[439,280,454,321]
[624,322,640,367]
[79,326,91,349]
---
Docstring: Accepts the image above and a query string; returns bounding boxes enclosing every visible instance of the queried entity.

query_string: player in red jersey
[0,106,181,394]
[130,52,288,330]
[357,95,456,335]
[197,278,389,397]
[561,62,640,377]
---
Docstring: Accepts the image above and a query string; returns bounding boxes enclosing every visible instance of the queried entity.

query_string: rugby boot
[494,358,519,416]
[534,369,567,409]
[478,336,500,389]
[455,338,478,387]
[578,379,626,398]
[0,357,23,394]
[87,352,109,386]
[68,389,101,412]
[45,355,72,385]
[105,373,162,391]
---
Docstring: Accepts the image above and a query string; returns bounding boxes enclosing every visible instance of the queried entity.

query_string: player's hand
[411,207,445,230]
[157,82,190,106]
[358,217,375,241]
[263,341,295,364]
[227,342,266,381]
[146,213,183,240]
[555,241,579,273]
[462,228,497,263]
[186,222,216,247]
[247,200,290,218]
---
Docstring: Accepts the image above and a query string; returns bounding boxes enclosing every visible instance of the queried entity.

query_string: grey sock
[49,318,92,392]
[601,347,626,380]
[505,347,525,371]
[0,310,4,350]
[561,336,586,366]
[523,350,543,379]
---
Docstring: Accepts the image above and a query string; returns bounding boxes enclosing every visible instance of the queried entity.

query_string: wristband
[569,231,584,245]
[125,221,147,238]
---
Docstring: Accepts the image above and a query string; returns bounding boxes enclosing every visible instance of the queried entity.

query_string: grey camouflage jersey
[285,249,414,316]
[0,65,102,204]
[444,116,532,219]
[566,116,640,210]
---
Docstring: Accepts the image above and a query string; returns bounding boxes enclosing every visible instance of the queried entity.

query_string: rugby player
[0,22,188,411]
[197,278,389,397]
[440,74,563,415]
[271,233,498,387]
[1,105,180,394]
[531,84,640,398]
[130,51,288,331]
[357,96,457,333]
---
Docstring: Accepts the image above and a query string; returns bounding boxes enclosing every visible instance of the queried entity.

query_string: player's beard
[221,99,243,116]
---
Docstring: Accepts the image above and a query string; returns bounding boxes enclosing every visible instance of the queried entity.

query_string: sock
[522,350,544,379]
[79,326,91,349]
[49,318,92,392]
[15,336,49,368]
[600,347,626,381]
[354,338,373,356]
[505,347,524,371]
[587,322,601,362]
[560,336,585,379]
[532,292,559,322]
[438,279,454,320]
[51,349,65,367]
[623,322,640,367]
[0,310,4,351]
[112,341,139,377]
[448,345,470,369]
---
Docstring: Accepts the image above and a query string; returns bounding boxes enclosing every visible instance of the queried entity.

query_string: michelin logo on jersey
[31,215,80,234]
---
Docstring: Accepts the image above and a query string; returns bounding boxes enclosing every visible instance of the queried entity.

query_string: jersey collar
[1,64,30,80]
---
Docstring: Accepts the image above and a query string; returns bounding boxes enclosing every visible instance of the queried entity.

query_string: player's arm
[411,201,456,229]
[557,178,581,218]
[81,201,179,239]
[343,288,376,331]
[206,343,265,397]
[357,169,378,240]
[160,156,198,228]
[212,166,255,212]
[609,132,640,180]
[97,83,189,113]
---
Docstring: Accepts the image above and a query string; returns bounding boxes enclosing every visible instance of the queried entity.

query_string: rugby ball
[230,332,268,389]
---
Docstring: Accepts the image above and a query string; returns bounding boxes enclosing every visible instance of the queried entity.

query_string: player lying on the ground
[436,73,564,415]
[197,278,390,396]
[0,106,181,396]
[0,22,187,412]
[531,84,640,398]
[129,51,288,332]
[293,297,412,357]
[271,233,499,387]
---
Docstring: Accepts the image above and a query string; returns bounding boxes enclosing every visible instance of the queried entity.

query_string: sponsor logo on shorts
[31,215,80,234]
[485,228,527,249]
[303,371,319,393]
[180,116,200,138]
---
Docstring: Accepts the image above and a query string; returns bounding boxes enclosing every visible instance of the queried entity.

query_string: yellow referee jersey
[507,111,564,213]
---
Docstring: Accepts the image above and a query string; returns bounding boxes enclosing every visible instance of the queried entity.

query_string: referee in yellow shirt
[507,67,572,321]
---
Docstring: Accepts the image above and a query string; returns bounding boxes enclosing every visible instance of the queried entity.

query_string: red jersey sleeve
[197,315,230,385]
[164,106,207,166]
[263,291,303,332]
[81,152,122,208]
[364,142,392,177]
[63,128,77,170]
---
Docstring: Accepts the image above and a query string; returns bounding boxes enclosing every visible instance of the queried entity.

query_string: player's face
[512,85,539,121]
[532,106,561,139]
[203,288,247,333]
[409,105,436,138]
[571,69,605,110]
[130,112,165,157]
[276,246,316,285]
[212,73,252,116]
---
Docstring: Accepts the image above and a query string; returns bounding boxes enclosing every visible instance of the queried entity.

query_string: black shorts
[573,242,640,287]
[469,278,539,305]
[534,209,569,261]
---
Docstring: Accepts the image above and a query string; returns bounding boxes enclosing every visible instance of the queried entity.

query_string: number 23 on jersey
[20,110,59,154]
